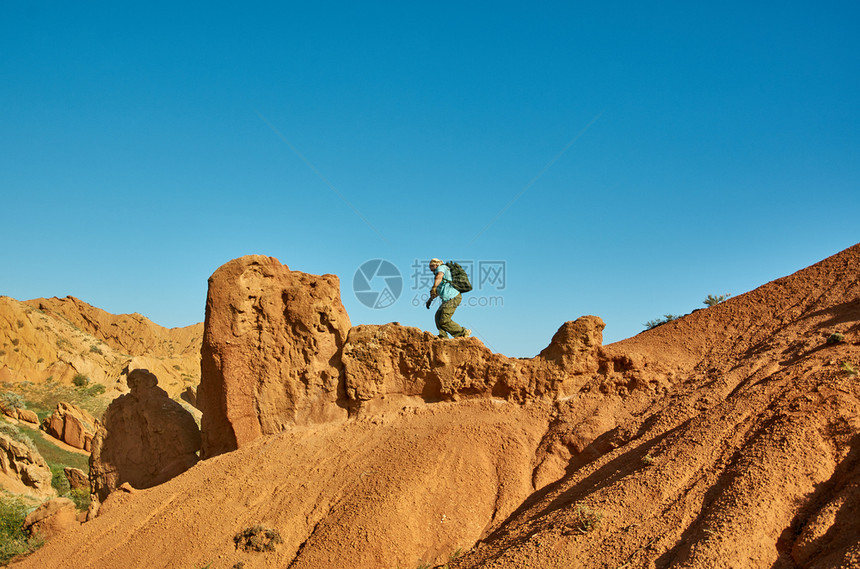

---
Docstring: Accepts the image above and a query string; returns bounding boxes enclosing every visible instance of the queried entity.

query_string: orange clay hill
[10,244,860,569]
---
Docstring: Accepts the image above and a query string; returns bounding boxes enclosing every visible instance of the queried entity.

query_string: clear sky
[2,1,858,357]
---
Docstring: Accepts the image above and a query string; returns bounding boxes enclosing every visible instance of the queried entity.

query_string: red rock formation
[41,402,100,452]
[23,498,79,540]
[342,315,607,411]
[0,432,54,497]
[198,255,351,458]
[16,409,39,425]
[89,369,201,507]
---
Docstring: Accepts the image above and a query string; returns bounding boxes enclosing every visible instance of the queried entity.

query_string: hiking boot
[462,329,471,338]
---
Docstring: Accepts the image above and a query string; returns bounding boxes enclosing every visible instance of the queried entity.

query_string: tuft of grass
[234,525,283,552]
[641,452,656,466]
[841,362,858,377]
[644,315,681,330]
[572,503,603,534]
[703,293,731,307]
[827,333,845,344]
[89,345,103,355]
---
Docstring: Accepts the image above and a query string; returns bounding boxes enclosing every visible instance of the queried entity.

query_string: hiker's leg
[434,304,450,338]
[438,296,465,337]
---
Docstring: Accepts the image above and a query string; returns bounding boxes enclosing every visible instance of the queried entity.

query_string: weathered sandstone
[41,402,100,452]
[198,255,351,457]
[0,432,54,497]
[341,315,607,412]
[64,466,89,490]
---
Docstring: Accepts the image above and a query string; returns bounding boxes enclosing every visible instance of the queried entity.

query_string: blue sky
[2,1,858,357]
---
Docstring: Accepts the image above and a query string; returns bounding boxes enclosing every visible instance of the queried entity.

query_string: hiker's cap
[430,258,443,265]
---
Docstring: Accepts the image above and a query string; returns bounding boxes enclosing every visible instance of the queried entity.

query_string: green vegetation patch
[0,492,43,564]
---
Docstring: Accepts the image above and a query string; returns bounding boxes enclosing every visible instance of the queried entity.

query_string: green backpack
[446,261,472,293]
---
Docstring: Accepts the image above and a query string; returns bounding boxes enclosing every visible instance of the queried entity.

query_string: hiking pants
[435,295,466,338]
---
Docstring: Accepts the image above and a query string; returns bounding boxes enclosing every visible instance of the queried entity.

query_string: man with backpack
[425,258,471,339]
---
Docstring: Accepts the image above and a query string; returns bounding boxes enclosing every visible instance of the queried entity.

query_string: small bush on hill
[644,314,681,330]
[0,493,42,564]
[828,333,845,344]
[0,424,38,453]
[72,374,89,387]
[572,503,603,533]
[1,392,26,412]
[234,525,283,552]
[703,293,731,307]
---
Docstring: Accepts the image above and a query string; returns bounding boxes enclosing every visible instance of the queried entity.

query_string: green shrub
[0,493,43,563]
[841,362,858,377]
[703,293,731,307]
[89,345,103,355]
[828,333,845,344]
[72,374,90,388]
[644,314,681,330]
[66,488,90,511]
[50,465,71,495]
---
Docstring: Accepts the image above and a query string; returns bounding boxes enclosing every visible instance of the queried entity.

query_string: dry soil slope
[10,399,553,569]
[447,243,860,569]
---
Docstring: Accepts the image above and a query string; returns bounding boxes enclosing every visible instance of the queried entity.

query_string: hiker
[425,258,471,339]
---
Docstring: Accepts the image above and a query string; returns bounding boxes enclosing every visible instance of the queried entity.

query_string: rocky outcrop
[342,315,607,412]
[89,369,201,506]
[198,256,351,458]
[0,432,54,497]
[23,498,79,540]
[198,256,660,459]
[41,402,100,452]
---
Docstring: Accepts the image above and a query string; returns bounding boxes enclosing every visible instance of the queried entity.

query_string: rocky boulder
[23,498,79,540]
[89,369,201,507]
[41,402,100,452]
[0,432,54,497]
[198,255,351,458]
[64,466,89,490]
[16,408,39,425]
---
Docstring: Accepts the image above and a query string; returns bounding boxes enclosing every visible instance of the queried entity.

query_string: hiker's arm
[431,272,443,296]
